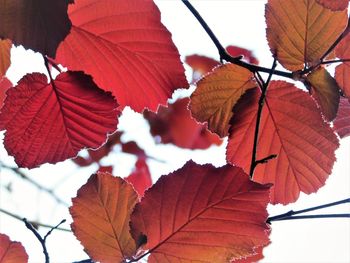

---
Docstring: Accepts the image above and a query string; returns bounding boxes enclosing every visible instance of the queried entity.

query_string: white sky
[0,1,349,262]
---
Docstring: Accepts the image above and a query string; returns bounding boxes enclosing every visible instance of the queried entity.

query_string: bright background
[0,1,349,262]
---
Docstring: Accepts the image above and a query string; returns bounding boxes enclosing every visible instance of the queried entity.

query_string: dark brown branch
[181,0,293,79]
[0,208,70,232]
[268,214,350,222]
[0,162,69,207]
[249,59,277,179]
[267,198,350,223]
[255,154,277,165]
[23,218,66,263]
[321,58,350,65]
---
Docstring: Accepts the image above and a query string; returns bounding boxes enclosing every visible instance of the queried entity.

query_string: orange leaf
[144,98,222,149]
[0,0,71,57]
[334,97,350,138]
[335,33,350,100]
[0,39,11,77]
[307,67,340,121]
[232,246,265,263]
[266,0,347,71]
[316,0,349,11]
[70,172,139,263]
[0,233,28,263]
[190,64,256,137]
[130,161,271,263]
[227,81,339,204]
[56,0,188,112]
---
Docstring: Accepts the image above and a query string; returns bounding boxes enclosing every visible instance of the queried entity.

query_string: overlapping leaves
[70,162,271,263]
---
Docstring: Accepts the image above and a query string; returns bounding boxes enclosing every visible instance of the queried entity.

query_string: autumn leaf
[226,81,339,204]
[0,0,71,57]
[121,141,147,160]
[0,77,12,106]
[0,39,11,77]
[316,0,349,11]
[144,98,222,149]
[0,233,28,263]
[306,67,340,121]
[266,0,347,71]
[70,172,138,263]
[190,64,256,137]
[0,71,119,168]
[232,246,265,263]
[185,55,220,83]
[335,33,350,100]
[130,161,271,263]
[125,159,152,197]
[334,98,350,138]
[226,45,259,65]
[56,0,188,112]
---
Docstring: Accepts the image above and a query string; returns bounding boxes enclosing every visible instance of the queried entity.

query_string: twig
[268,214,350,222]
[23,218,66,263]
[181,0,293,79]
[0,162,69,207]
[267,198,350,223]
[321,58,350,65]
[0,208,70,232]
[249,59,277,178]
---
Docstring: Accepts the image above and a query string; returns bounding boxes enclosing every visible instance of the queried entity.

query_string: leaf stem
[249,59,277,178]
[267,198,350,223]
[268,214,350,222]
[23,218,66,263]
[181,0,293,79]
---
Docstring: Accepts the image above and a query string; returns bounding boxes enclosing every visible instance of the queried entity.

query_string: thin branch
[45,56,62,73]
[44,56,55,82]
[321,58,350,65]
[0,208,70,232]
[181,0,293,79]
[249,59,277,178]
[0,163,69,207]
[267,198,350,223]
[269,214,350,222]
[255,154,277,165]
[23,218,65,263]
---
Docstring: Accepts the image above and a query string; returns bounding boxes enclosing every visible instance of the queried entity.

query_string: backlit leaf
[266,0,347,71]
[0,39,11,77]
[185,54,220,83]
[226,45,259,65]
[232,246,265,263]
[125,159,152,197]
[70,172,138,263]
[316,0,349,11]
[227,81,339,204]
[190,64,256,137]
[0,233,28,263]
[0,71,119,168]
[335,33,350,99]
[0,0,71,57]
[306,67,340,121]
[334,98,350,138]
[144,98,222,149]
[130,161,271,263]
[0,77,12,106]
[56,0,188,112]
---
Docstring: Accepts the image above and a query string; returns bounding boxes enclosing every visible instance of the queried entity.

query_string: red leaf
[0,77,12,106]
[125,159,152,197]
[335,34,350,100]
[144,98,222,149]
[334,98,350,138]
[316,0,349,11]
[232,246,264,263]
[121,141,147,159]
[226,45,259,65]
[56,0,188,112]
[130,161,271,262]
[185,54,220,82]
[0,71,119,168]
[227,81,339,204]
[0,0,71,57]
[0,233,28,263]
